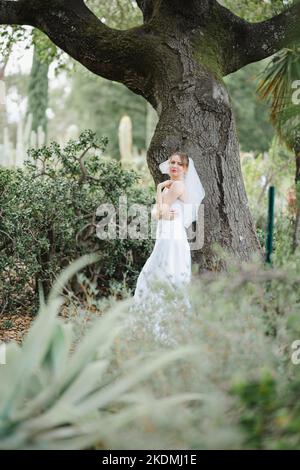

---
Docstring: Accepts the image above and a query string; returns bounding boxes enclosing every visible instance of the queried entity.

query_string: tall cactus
[15,117,24,167]
[0,69,7,164]
[118,114,133,165]
[0,77,5,106]
[0,112,46,169]
[1,127,13,167]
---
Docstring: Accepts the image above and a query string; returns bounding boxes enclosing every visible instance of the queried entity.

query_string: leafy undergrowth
[1,242,300,449]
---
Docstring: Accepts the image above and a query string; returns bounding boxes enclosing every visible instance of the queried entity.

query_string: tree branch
[217,0,300,75]
[136,0,216,22]
[0,0,36,25]
[136,0,155,22]
[0,0,150,96]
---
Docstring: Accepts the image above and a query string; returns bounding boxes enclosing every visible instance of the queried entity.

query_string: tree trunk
[292,140,300,253]
[146,51,262,271]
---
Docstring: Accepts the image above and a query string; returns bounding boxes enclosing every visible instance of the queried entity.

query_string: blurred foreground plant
[0,253,202,450]
[0,129,154,315]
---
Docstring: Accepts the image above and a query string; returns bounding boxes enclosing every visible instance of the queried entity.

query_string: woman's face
[169,154,187,179]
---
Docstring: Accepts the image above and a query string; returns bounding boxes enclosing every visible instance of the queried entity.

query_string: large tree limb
[214,0,300,75]
[0,0,150,95]
[240,1,300,65]
[136,0,300,76]
[0,0,34,25]
[1,0,300,93]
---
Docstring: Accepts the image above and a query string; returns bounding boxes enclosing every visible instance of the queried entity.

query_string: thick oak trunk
[147,74,262,271]
[293,140,300,253]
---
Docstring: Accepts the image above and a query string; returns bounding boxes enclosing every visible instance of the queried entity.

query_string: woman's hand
[162,208,177,220]
[158,180,173,190]
[152,203,177,220]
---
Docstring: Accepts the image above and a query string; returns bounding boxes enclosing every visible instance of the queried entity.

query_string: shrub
[1,241,300,449]
[0,253,202,450]
[0,130,154,315]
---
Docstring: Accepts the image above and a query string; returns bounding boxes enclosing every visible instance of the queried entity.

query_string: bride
[130,152,205,346]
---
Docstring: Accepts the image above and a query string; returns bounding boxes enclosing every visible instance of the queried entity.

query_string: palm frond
[256,45,300,147]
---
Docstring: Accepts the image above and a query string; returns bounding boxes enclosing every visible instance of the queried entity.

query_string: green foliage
[29,28,59,67]
[68,69,147,159]
[271,213,295,265]
[232,329,300,449]
[0,254,201,450]
[1,319,13,330]
[86,0,142,29]
[223,0,293,22]
[2,205,300,449]
[113,228,300,449]
[0,25,28,61]
[241,137,293,229]
[227,222,300,449]
[256,46,300,150]
[0,130,154,315]
[223,2,299,153]
[224,62,274,153]
[231,372,279,449]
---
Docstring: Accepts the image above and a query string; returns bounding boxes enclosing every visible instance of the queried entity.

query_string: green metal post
[265,186,275,265]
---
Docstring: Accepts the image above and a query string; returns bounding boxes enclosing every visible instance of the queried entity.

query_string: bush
[0,130,154,315]
[0,254,201,450]
[232,313,300,450]
[1,230,300,449]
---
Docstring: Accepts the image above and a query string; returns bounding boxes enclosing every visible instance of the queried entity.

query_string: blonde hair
[170,152,189,168]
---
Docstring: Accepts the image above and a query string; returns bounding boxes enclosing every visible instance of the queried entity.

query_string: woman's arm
[156,182,164,218]
[162,181,184,206]
[151,182,164,220]
[152,181,184,220]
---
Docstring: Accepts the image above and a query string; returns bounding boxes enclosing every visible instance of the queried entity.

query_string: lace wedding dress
[128,188,193,347]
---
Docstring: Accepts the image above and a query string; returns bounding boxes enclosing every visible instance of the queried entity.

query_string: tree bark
[1,0,299,270]
[145,44,262,270]
[293,139,300,253]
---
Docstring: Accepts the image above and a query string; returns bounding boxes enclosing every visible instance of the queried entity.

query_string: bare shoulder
[170,180,185,193]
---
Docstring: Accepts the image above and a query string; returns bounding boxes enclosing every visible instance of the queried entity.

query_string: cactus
[15,116,25,167]
[0,79,5,106]
[0,112,46,169]
[118,114,133,165]
[1,127,13,167]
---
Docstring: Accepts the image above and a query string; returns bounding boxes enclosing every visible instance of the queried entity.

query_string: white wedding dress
[128,188,192,346]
